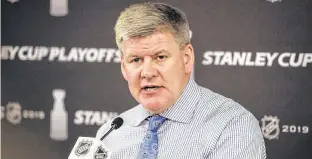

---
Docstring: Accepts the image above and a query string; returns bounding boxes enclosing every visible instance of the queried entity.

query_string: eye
[156,55,167,61]
[130,58,141,63]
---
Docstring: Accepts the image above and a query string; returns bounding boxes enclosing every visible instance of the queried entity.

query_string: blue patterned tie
[137,115,166,159]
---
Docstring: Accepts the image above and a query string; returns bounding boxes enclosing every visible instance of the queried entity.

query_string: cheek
[164,60,184,77]
[162,61,185,89]
[126,69,140,85]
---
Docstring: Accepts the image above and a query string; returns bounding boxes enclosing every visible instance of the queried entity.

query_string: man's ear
[183,44,195,73]
[121,59,128,81]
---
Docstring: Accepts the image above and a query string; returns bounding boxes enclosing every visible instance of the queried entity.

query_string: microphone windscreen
[111,117,123,129]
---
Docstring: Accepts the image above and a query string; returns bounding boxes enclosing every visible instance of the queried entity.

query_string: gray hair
[114,2,191,52]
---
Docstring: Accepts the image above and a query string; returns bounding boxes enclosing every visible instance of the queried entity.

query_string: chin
[141,100,167,114]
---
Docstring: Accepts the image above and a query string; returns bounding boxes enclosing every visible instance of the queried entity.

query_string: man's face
[121,30,194,114]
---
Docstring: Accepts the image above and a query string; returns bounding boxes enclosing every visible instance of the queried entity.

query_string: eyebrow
[126,49,170,59]
[125,53,137,58]
[154,49,170,55]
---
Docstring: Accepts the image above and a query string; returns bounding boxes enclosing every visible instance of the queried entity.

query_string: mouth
[142,85,161,91]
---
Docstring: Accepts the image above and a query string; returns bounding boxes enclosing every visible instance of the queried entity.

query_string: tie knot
[148,115,166,132]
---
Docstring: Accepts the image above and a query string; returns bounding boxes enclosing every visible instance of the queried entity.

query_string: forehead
[122,31,178,56]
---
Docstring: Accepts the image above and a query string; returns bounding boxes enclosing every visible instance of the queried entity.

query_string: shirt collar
[130,76,201,126]
[130,105,151,126]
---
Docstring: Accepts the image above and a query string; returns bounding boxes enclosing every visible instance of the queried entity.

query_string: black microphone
[100,117,124,141]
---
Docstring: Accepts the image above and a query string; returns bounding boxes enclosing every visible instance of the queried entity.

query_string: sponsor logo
[74,110,118,126]
[1,46,121,63]
[50,89,68,141]
[6,102,22,125]
[94,146,109,159]
[261,115,280,140]
[1,102,45,124]
[1,90,117,141]
[50,0,68,17]
[8,0,68,16]
[260,115,309,140]
[202,51,312,67]
[75,140,93,156]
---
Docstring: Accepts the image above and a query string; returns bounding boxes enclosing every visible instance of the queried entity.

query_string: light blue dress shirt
[96,77,267,159]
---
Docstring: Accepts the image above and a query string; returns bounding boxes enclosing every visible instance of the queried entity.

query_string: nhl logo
[75,140,93,156]
[94,146,108,159]
[6,102,22,125]
[261,115,280,140]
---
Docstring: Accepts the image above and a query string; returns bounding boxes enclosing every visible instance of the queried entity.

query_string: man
[96,2,266,159]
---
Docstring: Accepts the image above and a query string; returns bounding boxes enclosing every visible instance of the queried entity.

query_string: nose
[141,58,157,80]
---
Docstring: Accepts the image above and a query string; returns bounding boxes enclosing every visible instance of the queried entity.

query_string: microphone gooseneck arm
[100,126,115,141]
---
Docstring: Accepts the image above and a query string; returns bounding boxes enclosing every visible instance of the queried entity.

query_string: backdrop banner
[1,0,311,159]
